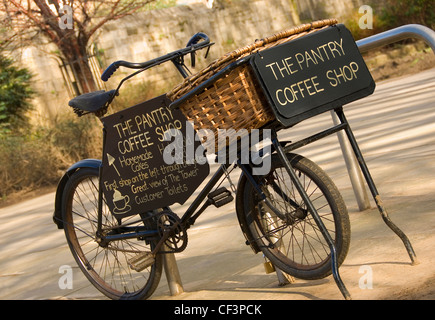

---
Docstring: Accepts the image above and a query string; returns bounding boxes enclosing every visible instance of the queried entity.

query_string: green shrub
[0,134,65,196]
[0,113,102,198]
[0,55,35,136]
[345,0,434,41]
[380,0,434,30]
[42,114,102,161]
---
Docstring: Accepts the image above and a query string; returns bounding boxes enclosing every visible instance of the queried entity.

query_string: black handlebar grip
[186,32,210,47]
[101,62,120,82]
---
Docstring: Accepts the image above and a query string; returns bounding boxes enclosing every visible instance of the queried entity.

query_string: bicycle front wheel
[61,167,162,300]
[243,153,351,280]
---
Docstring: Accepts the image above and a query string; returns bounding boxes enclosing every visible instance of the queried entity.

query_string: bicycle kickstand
[271,131,352,300]
[334,109,419,266]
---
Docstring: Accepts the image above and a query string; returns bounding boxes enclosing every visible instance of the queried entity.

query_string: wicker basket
[167,19,338,151]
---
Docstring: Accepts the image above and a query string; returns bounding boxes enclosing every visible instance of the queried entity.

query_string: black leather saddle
[68,89,116,116]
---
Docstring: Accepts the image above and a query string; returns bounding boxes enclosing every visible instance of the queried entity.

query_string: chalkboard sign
[251,24,375,128]
[101,94,210,219]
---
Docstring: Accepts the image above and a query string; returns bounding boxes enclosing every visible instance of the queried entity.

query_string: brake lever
[190,51,196,68]
[204,45,211,59]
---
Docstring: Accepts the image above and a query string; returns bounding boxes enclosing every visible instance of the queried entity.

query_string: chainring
[157,211,188,253]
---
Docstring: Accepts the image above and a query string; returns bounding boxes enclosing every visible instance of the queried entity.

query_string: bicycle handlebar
[101,32,211,82]
[101,61,144,82]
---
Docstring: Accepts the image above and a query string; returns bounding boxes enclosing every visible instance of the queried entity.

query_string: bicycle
[53,20,417,300]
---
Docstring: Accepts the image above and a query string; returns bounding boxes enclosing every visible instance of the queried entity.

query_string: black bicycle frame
[91,40,417,300]
[95,135,262,240]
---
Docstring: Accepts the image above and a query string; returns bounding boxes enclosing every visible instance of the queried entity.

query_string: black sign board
[251,24,375,128]
[101,94,210,219]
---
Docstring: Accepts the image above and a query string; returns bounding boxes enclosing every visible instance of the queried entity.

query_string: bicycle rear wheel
[61,167,162,300]
[243,153,350,280]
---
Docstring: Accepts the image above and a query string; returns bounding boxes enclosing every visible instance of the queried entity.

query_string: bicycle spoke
[63,169,162,299]
[248,153,350,278]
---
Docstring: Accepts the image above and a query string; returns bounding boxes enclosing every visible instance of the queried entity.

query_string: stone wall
[97,0,300,93]
[295,0,365,21]
[19,0,364,120]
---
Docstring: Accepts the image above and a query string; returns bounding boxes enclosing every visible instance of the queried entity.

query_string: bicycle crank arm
[97,229,158,247]
[150,224,184,255]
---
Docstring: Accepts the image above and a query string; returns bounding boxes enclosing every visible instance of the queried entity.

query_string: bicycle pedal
[128,252,155,272]
[208,187,234,208]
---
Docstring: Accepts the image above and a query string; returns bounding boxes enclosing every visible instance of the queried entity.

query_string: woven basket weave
[167,19,338,151]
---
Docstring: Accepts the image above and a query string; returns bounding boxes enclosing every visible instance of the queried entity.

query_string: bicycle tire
[61,167,163,300]
[242,153,351,280]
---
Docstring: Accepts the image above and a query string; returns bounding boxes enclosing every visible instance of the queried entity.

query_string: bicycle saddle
[68,89,116,116]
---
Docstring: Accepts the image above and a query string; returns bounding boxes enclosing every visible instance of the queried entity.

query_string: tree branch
[7,0,60,44]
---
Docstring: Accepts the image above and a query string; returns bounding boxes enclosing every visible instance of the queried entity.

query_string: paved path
[1,68,434,300]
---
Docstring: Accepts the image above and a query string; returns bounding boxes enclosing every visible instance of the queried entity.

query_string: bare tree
[1,0,158,94]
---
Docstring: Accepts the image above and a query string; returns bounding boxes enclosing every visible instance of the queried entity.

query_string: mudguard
[235,170,261,254]
[235,143,285,254]
[52,159,102,229]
